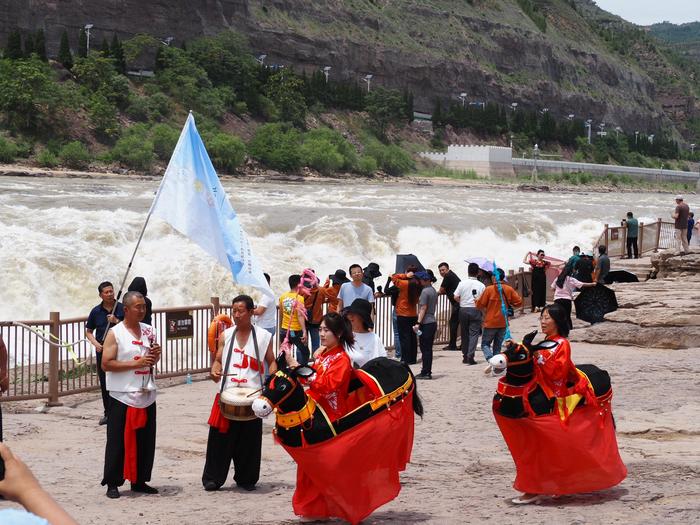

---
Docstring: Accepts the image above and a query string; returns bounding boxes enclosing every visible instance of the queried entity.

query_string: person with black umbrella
[552,266,596,329]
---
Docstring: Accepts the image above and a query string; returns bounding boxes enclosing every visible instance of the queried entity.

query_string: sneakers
[462,357,477,365]
[131,482,159,494]
[106,486,120,499]
[442,345,459,351]
[99,415,108,426]
[416,372,432,380]
[203,481,219,491]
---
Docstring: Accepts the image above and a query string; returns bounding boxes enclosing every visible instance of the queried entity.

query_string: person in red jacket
[285,312,354,422]
[476,268,522,373]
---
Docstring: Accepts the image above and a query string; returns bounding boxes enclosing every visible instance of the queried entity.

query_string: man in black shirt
[438,262,461,350]
[86,281,125,425]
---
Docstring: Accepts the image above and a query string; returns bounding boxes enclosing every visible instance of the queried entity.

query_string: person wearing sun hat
[343,298,386,367]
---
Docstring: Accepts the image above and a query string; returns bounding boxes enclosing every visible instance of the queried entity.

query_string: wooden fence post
[518,267,527,312]
[47,311,62,406]
[210,296,220,316]
[639,222,644,254]
[654,218,662,252]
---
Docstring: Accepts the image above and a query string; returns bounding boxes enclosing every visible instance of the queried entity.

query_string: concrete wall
[419,145,515,178]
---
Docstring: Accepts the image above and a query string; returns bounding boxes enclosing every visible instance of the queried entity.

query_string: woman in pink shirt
[551,267,596,328]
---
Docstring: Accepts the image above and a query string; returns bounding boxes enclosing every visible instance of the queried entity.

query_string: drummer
[202,295,277,491]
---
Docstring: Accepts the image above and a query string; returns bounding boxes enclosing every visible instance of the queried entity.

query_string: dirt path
[1,313,698,524]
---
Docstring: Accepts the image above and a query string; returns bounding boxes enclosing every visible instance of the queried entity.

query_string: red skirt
[494,402,627,495]
[279,392,415,525]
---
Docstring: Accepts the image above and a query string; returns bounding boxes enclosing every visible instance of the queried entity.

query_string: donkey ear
[523,330,538,349]
[295,365,316,378]
[275,353,288,371]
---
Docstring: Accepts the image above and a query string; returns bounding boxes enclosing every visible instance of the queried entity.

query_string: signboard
[165,310,194,340]
[610,229,619,241]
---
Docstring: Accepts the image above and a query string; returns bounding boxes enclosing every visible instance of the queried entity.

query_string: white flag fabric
[151,113,273,299]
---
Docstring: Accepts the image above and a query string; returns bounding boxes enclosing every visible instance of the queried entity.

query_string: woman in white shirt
[551,267,597,329]
[343,298,386,367]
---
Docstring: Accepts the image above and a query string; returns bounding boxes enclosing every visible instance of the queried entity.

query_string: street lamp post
[691,143,696,156]
[532,143,539,183]
[585,119,592,144]
[363,74,373,92]
[256,54,267,66]
[649,134,655,145]
[567,113,575,120]
[459,92,467,108]
[322,66,331,82]
[161,36,174,46]
[84,24,93,54]
[635,130,639,145]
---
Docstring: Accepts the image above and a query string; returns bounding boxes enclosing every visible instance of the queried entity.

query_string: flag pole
[106,112,192,320]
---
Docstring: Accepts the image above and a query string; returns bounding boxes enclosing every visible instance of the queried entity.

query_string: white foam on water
[0,176,678,321]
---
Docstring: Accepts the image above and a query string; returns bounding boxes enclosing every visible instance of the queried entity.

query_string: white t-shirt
[255,293,277,329]
[338,282,375,308]
[454,278,486,307]
[346,332,386,368]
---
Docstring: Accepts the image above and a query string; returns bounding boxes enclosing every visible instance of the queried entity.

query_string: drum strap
[220,328,238,396]
[219,327,264,395]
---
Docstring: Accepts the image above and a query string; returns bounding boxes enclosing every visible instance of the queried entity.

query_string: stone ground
[1,312,698,524]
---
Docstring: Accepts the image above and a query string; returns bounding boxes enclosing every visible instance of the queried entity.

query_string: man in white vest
[101,291,161,499]
[203,294,276,491]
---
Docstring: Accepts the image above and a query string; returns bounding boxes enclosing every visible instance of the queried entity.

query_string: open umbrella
[395,254,425,273]
[574,284,618,324]
[604,270,639,284]
[464,257,495,273]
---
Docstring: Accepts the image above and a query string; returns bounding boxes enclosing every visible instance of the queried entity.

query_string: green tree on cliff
[34,30,47,61]
[4,29,23,60]
[110,35,126,74]
[78,28,88,58]
[23,32,35,58]
[365,87,406,138]
[58,30,73,69]
[100,37,111,57]
[264,71,307,127]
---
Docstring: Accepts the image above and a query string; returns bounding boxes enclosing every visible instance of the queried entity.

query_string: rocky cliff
[1,0,696,134]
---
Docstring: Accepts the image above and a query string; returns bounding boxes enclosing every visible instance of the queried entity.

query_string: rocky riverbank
[570,249,700,349]
[1,162,695,195]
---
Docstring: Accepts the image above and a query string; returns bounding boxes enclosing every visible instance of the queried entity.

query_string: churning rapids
[0,175,674,320]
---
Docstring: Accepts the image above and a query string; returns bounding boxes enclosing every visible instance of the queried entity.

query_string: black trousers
[396,315,418,365]
[419,322,438,375]
[626,236,638,258]
[102,399,157,487]
[96,351,110,416]
[554,298,573,330]
[448,302,460,348]
[202,418,263,488]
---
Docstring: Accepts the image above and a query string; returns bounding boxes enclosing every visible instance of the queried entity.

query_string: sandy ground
[1,312,699,524]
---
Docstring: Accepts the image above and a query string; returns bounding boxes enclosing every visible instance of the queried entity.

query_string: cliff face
[1,0,695,133]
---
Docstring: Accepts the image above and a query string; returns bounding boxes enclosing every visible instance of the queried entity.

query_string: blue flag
[151,113,273,299]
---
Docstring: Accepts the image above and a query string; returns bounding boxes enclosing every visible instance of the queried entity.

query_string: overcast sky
[594,0,700,26]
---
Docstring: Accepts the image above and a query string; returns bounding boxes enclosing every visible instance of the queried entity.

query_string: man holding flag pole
[101,111,273,497]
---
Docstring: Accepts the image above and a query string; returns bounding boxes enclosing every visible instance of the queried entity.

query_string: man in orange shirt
[476,268,522,371]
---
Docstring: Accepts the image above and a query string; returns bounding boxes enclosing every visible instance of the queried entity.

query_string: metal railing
[593,219,676,257]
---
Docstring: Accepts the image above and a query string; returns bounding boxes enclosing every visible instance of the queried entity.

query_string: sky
[594,0,700,26]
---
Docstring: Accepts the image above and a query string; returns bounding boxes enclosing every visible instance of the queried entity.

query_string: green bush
[88,94,119,137]
[208,133,246,172]
[36,149,58,167]
[146,92,171,120]
[357,155,378,176]
[0,137,18,163]
[111,128,155,170]
[304,128,357,171]
[300,137,344,175]
[126,96,150,122]
[578,172,592,184]
[59,141,91,169]
[150,124,179,161]
[248,123,303,171]
[364,140,415,176]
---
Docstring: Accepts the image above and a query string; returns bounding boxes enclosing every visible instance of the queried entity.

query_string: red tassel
[123,406,148,483]
[207,393,230,433]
